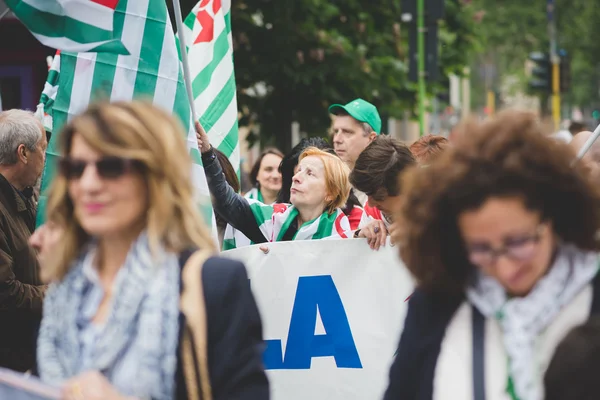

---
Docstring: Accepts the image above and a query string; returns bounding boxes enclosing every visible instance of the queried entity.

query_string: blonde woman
[196,123,352,243]
[37,102,268,400]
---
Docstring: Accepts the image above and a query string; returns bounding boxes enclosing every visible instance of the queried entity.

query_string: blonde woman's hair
[44,101,215,282]
[298,147,351,214]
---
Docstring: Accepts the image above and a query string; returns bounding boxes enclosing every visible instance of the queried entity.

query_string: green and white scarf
[244,187,264,203]
[467,244,599,400]
[222,202,350,250]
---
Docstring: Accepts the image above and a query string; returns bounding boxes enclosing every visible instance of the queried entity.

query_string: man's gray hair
[0,109,43,165]
[361,122,375,136]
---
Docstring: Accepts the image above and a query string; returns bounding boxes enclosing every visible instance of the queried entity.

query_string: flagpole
[171,0,198,123]
[575,123,600,161]
[0,8,10,21]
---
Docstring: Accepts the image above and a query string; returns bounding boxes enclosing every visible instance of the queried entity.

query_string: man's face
[332,115,375,167]
[24,129,47,188]
[367,193,402,217]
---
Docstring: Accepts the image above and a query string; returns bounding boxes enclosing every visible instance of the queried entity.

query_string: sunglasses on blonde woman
[59,157,142,180]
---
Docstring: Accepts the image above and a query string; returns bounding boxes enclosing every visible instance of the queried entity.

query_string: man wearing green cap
[328,98,382,170]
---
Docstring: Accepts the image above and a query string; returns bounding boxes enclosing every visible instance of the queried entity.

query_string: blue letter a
[265,275,362,369]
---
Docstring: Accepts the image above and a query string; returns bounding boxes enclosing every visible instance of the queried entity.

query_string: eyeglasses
[59,157,142,180]
[466,224,546,268]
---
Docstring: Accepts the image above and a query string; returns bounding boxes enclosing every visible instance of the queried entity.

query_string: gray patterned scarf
[37,232,181,400]
[467,244,599,400]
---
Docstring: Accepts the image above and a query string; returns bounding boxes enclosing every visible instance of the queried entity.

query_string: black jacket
[202,148,267,244]
[0,173,45,372]
[175,256,269,400]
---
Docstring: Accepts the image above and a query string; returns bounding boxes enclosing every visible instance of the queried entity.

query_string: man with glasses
[0,109,47,372]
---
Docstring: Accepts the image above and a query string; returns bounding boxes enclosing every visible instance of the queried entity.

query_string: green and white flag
[35,51,61,133]
[180,0,240,173]
[5,0,130,54]
[223,203,351,250]
[35,0,213,228]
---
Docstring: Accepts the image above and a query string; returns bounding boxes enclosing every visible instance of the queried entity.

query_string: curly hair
[397,110,600,294]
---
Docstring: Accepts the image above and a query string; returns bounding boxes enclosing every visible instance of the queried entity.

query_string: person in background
[38,102,268,400]
[29,221,62,274]
[544,318,600,400]
[197,123,352,244]
[569,121,588,137]
[350,136,416,249]
[246,148,283,205]
[329,98,382,205]
[385,110,600,400]
[212,148,241,248]
[569,130,600,184]
[409,134,450,165]
[278,137,364,230]
[0,109,48,372]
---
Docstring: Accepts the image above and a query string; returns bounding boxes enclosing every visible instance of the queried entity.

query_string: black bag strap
[472,305,486,400]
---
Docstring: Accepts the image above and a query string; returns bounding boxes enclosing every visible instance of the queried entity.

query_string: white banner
[222,238,414,400]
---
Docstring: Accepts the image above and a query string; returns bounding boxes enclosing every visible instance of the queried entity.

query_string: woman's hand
[195,121,212,154]
[62,371,132,400]
[357,219,388,250]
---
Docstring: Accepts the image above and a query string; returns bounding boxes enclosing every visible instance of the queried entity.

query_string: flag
[180,0,240,173]
[36,0,214,229]
[35,51,60,133]
[5,0,130,54]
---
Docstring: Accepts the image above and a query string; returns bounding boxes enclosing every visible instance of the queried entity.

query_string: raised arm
[196,122,267,244]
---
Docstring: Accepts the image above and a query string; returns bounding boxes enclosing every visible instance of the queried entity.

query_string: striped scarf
[223,202,350,250]
[244,187,264,203]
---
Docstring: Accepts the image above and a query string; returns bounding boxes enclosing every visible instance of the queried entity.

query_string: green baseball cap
[328,98,382,134]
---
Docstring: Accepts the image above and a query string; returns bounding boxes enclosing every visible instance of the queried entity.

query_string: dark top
[202,148,267,244]
[175,256,269,400]
[383,274,600,400]
[0,173,45,372]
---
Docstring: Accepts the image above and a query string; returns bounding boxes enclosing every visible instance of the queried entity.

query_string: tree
[470,0,600,114]
[232,0,479,151]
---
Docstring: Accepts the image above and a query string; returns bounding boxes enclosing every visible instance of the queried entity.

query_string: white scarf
[467,244,599,400]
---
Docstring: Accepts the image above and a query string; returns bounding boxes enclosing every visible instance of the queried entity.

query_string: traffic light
[528,52,551,93]
[559,55,571,93]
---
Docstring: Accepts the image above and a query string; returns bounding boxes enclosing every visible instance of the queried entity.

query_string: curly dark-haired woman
[384,110,600,400]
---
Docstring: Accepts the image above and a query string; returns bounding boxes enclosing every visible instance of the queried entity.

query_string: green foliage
[231,0,480,150]
[470,0,600,111]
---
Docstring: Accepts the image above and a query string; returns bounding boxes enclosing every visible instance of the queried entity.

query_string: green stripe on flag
[132,3,164,98]
[199,73,236,131]
[224,11,232,34]
[217,121,238,158]
[91,53,119,101]
[184,11,195,30]
[191,28,229,96]
[312,212,336,240]
[5,0,128,54]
